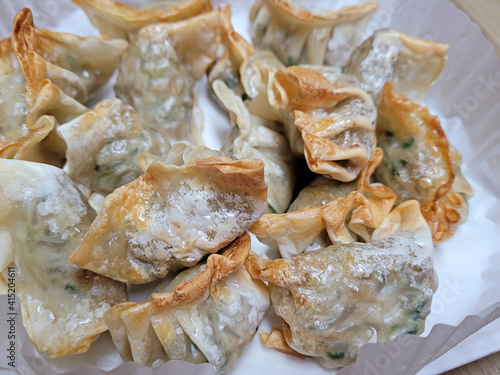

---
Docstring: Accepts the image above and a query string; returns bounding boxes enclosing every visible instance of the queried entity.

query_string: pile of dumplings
[0,0,474,373]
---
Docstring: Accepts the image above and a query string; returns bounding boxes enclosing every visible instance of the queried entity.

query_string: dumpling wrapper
[250,147,396,257]
[239,50,285,121]
[439,147,474,238]
[114,8,251,144]
[213,79,296,214]
[73,0,213,40]
[16,8,128,102]
[104,233,270,373]
[59,98,171,197]
[70,143,268,283]
[0,9,89,166]
[375,82,471,243]
[205,6,255,103]
[0,159,127,357]
[249,0,378,67]
[269,66,377,181]
[343,28,449,103]
[246,200,437,368]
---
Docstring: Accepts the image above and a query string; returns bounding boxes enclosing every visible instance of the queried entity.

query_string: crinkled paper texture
[0,0,499,374]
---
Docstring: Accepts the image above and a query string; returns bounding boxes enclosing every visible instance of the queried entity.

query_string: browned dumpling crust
[375,81,471,243]
[16,9,128,102]
[1,8,128,166]
[269,66,377,182]
[0,9,88,166]
[70,146,268,283]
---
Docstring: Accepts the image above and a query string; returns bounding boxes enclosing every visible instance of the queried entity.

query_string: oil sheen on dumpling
[0,159,127,357]
[343,28,448,103]
[59,98,171,196]
[69,143,268,283]
[246,200,437,368]
[250,0,378,67]
[104,233,270,373]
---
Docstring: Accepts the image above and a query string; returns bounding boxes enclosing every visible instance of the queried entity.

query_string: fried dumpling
[105,233,270,373]
[0,159,127,357]
[59,98,171,197]
[73,0,212,40]
[250,0,378,67]
[246,200,437,368]
[114,8,250,144]
[375,82,471,243]
[269,66,377,181]
[69,143,268,283]
[250,148,396,257]
[16,8,128,102]
[0,10,88,166]
[343,28,449,103]
[213,79,296,214]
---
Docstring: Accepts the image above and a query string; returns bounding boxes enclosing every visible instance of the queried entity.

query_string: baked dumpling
[69,143,268,283]
[73,0,213,40]
[59,98,171,197]
[0,159,127,357]
[246,200,437,368]
[250,0,378,67]
[343,28,449,103]
[269,66,377,181]
[213,79,296,213]
[104,233,270,373]
[375,82,471,243]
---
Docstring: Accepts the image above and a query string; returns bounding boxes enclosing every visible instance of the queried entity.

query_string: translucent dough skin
[246,234,437,368]
[70,155,268,283]
[0,159,127,357]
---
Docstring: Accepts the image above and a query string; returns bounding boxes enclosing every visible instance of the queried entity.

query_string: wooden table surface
[440,1,500,374]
